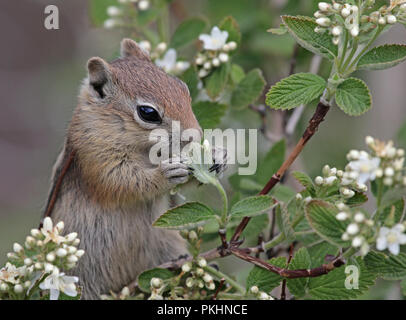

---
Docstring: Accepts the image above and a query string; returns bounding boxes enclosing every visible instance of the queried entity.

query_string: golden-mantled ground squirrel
[43,39,225,299]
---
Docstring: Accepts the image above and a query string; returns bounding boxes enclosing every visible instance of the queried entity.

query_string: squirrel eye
[137,105,162,124]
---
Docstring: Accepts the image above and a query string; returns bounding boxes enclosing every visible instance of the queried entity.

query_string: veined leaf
[358,44,406,71]
[364,251,406,280]
[153,202,217,229]
[231,69,266,109]
[192,101,227,129]
[170,17,207,49]
[286,248,311,298]
[230,195,274,218]
[305,200,350,247]
[335,78,372,116]
[266,73,326,110]
[282,15,338,60]
[246,257,286,293]
[275,204,295,242]
[219,16,241,46]
[292,171,316,196]
[204,63,231,99]
[255,139,286,185]
[137,268,174,293]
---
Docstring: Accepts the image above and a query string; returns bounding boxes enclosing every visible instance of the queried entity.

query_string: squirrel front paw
[161,157,190,187]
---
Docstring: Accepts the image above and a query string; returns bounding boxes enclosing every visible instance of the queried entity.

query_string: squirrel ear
[120,38,150,61]
[87,57,111,99]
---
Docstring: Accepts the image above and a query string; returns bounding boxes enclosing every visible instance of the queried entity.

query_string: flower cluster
[313,1,405,45]
[137,40,190,75]
[0,217,83,300]
[335,202,375,256]
[104,0,150,29]
[195,26,237,78]
[341,136,405,188]
[249,285,274,300]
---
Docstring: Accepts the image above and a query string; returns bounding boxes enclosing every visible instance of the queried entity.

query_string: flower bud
[24,258,32,266]
[35,262,43,270]
[150,277,163,289]
[350,26,359,37]
[195,57,205,65]
[354,212,365,223]
[56,248,67,257]
[56,221,64,232]
[203,61,212,70]
[341,8,351,18]
[138,40,151,52]
[196,268,204,276]
[316,17,331,27]
[107,6,121,17]
[31,229,41,238]
[325,176,338,186]
[68,255,78,263]
[75,249,85,258]
[14,284,23,294]
[315,176,324,185]
[386,15,397,24]
[318,2,330,12]
[186,277,194,288]
[346,223,359,235]
[384,167,394,177]
[383,177,393,186]
[314,11,324,19]
[206,282,215,290]
[365,136,374,146]
[342,232,350,241]
[197,257,207,268]
[332,26,342,36]
[13,243,23,253]
[250,286,259,294]
[0,283,8,291]
[219,53,229,63]
[182,262,192,273]
[295,193,303,201]
[203,273,213,283]
[156,42,167,54]
[46,252,56,262]
[352,236,363,248]
[333,37,340,45]
[212,58,220,67]
[304,196,312,204]
[227,41,237,50]
[73,239,80,246]
[24,281,31,289]
[43,217,53,231]
[44,263,54,273]
[188,231,198,241]
[336,212,348,221]
[66,232,78,242]
[333,3,342,11]
[378,17,386,25]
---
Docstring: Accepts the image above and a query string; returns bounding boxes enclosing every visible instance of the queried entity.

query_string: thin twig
[230,100,331,244]
[212,278,225,300]
[280,243,294,300]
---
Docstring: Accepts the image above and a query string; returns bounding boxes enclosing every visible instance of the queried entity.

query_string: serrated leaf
[364,251,406,280]
[378,198,405,224]
[227,213,269,239]
[275,204,295,242]
[282,15,338,60]
[291,171,316,196]
[231,69,266,109]
[306,241,339,268]
[230,195,274,218]
[170,18,207,49]
[335,78,372,116]
[204,63,231,99]
[192,101,227,129]
[358,44,406,71]
[305,200,350,247]
[286,248,311,298]
[246,257,286,293]
[219,16,241,46]
[137,268,174,293]
[346,192,368,207]
[308,257,376,300]
[153,202,217,229]
[270,185,297,203]
[266,73,326,110]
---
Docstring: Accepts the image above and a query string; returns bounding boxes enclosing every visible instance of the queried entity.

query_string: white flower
[347,154,381,184]
[41,217,66,245]
[107,6,121,17]
[376,224,406,255]
[199,26,229,51]
[155,49,188,74]
[0,263,20,284]
[39,268,79,300]
[138,0,150,10]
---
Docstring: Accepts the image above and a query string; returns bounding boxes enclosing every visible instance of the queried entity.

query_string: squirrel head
[73,39,201,156]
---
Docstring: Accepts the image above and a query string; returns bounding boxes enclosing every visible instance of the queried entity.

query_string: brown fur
[44,39,201,299]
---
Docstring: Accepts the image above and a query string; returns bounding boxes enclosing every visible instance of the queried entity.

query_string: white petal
[62,276,79,284]
[357,173,370,184]
[379,227,390,237]
[43,217,53,232]
[398,234,406,245]
[376,237,387,251]
[50,288,60,300]
[63,286,78,297]
[388,243,400,255]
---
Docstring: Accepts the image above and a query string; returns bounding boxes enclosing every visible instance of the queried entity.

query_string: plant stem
[203,265,246,295]
[213,179,229,228]
[341,38,358,73]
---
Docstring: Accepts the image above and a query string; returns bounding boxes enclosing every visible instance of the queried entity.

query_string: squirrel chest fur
[44,39,202,299]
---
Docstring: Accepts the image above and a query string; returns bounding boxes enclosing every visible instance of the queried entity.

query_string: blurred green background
[0,0,405,299]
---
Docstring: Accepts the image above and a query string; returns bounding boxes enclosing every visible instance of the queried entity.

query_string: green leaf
[335,78,372,116]
[291,171,316,196]
[346,192,368,207]
[153,202,217,229]
[204,63,231,99]
[266,73,326,110]
[137,268,174,293]
[230,195,274,218]
[357,44,406,71]
[267,24,288,35]
[364,251,406,280]
[89,0,117,26]
[398,119,406,149]
[181,67,199,101]
[246,257,286,293]
[282,15,338,60]
[401,278,406,296]
[378,198,405,224]
[308,257,376,300]
[219,16,241,46]
[275,204,295,242]
[305,200,350,247]
[306,241,339,268]
[192,101,227,129]
[170,18,207,49]
[255,140,286,185]
[231,69,266,109]
[286,248,311,298]
[230,64,245,85]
